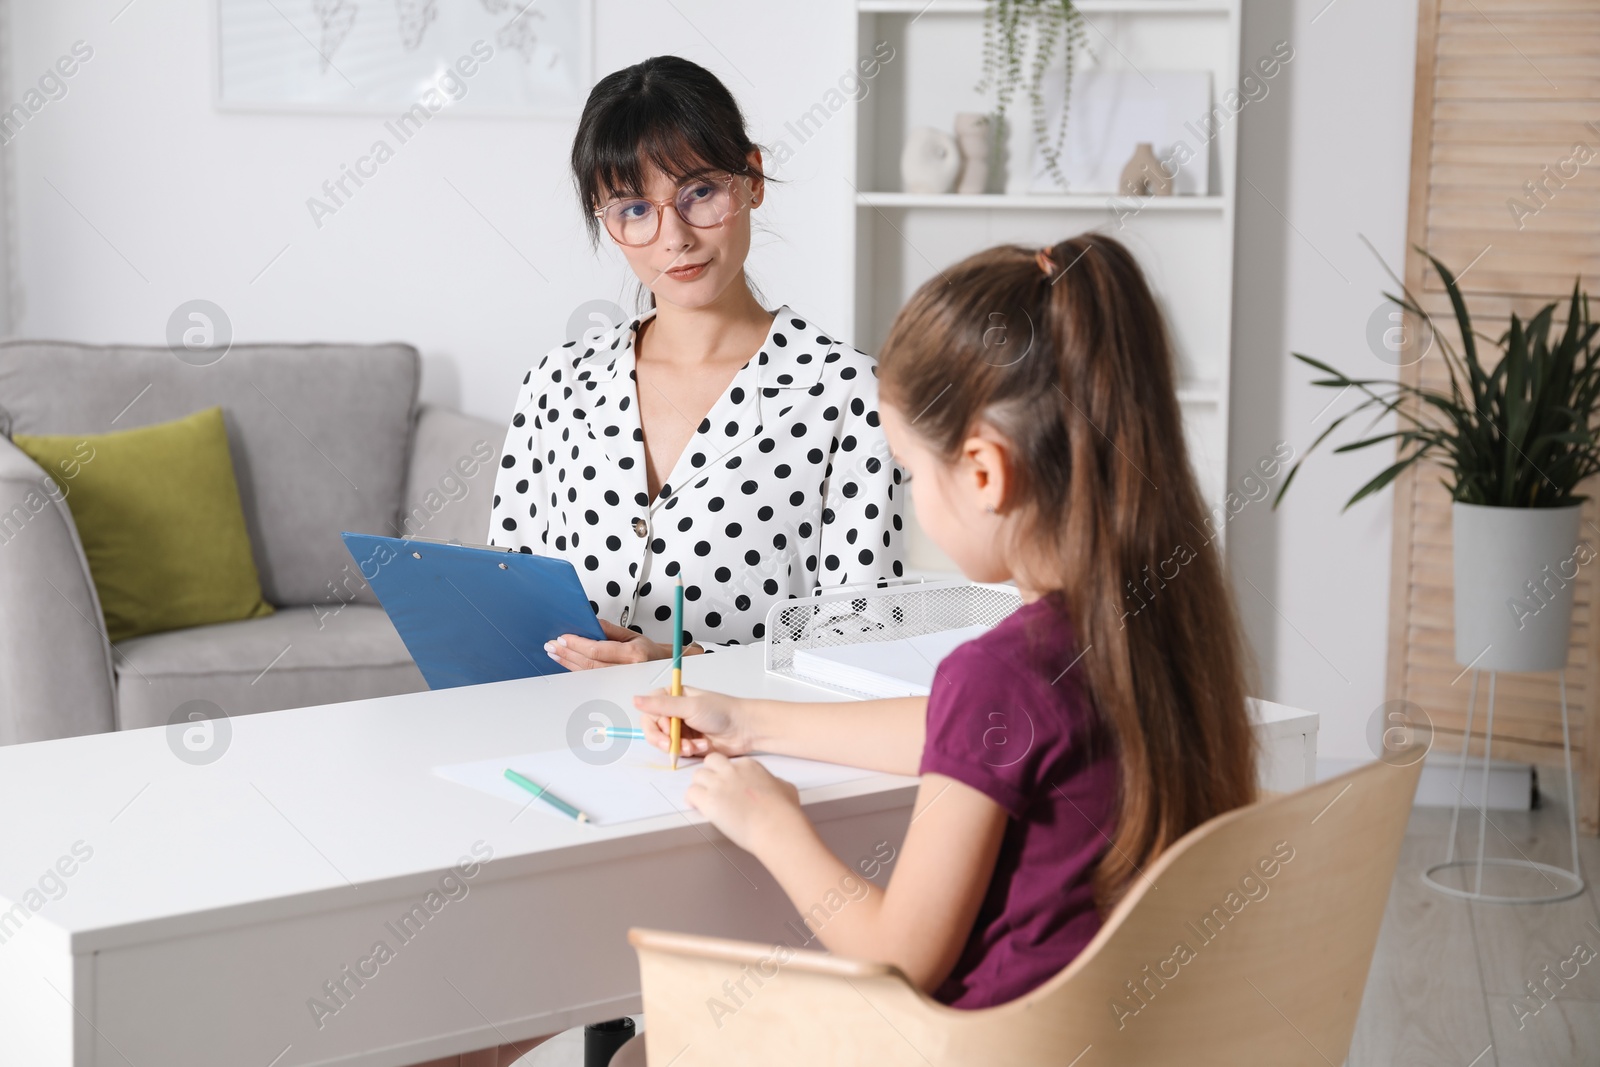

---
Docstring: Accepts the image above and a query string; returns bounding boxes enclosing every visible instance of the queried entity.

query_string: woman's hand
[634,686,757,759]
[684,753,805,855]
[546,618,704,672]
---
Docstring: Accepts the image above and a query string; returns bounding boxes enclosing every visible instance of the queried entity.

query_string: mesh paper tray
[762,578,1023,695]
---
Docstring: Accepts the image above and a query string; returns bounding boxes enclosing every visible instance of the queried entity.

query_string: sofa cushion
[401,405,505,545]
[111,604,427,731]
[12,406,275,642]
[0,341,419,606]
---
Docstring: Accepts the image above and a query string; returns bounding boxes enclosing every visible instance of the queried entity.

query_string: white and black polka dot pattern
[488,303,907,648]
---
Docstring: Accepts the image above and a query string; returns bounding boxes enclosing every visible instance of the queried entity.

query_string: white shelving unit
[859,1,1232,14]
[846,0,1242,572]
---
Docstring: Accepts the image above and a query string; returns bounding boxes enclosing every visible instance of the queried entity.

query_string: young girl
[634,233,1259,1009]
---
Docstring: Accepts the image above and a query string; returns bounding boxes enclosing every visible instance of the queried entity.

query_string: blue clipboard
[341,533,606,690]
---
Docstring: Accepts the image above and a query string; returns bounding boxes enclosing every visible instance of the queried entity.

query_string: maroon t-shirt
[919,594,1118,1009]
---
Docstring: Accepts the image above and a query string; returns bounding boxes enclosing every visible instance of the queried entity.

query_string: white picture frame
[213,0,593,118]
[1029,68,1213,195]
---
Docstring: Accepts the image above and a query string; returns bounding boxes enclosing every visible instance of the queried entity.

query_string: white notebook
[790,624,991,698]
[434,745,877,826]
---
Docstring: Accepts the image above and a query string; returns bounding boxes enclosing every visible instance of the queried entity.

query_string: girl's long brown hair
[877,233,1258,912]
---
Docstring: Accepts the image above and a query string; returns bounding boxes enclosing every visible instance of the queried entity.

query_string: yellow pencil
[670,575,684,769]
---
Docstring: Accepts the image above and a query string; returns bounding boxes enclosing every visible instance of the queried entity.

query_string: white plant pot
[1452,501,1584,672]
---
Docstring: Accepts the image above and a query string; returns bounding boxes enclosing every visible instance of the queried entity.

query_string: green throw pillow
[12,406,274,643]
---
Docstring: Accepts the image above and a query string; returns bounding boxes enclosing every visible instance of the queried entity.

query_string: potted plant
[976,0,1089,193]
[1274,249,1600,672]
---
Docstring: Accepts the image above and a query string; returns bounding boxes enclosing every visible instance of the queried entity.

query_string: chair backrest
[0,340,418,606]
[630,756,1421,1066]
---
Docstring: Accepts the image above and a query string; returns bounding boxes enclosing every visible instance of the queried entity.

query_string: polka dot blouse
[488,303,907,648]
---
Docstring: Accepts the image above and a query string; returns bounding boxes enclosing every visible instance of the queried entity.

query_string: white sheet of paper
[433,744,879,825]
[791,624,991,697]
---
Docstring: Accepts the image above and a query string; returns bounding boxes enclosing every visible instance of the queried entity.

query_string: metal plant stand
[1421,668,1585,904]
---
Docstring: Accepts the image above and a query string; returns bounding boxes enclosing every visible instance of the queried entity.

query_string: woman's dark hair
[876,233,1259,914]
[571,55,780,253]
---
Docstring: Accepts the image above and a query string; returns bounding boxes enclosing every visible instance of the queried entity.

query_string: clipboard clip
[400,534,516,554]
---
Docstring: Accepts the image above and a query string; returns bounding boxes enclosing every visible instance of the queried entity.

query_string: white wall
[3,0,859,420]
[4,0,1418,763]
[1230,0,1417,764]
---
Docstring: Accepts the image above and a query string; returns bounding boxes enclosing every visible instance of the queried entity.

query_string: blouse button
[620,607,630,625]
[632,517,648,537]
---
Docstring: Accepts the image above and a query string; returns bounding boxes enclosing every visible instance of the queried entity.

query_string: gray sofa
[0,340,503,745]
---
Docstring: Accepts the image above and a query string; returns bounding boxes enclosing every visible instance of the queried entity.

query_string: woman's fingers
[546,620,671,668]
[545,638,600,672]
[553,633,646,665]
[596,618,639,642]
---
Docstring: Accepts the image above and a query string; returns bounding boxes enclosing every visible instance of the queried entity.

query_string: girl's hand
[633,686,755,758]
[546,618,704,672]
[684,753,804,855]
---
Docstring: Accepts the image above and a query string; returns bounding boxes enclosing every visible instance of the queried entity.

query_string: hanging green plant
[975,0,1090,193]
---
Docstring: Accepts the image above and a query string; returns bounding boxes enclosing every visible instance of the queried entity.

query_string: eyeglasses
[594,171,747,247]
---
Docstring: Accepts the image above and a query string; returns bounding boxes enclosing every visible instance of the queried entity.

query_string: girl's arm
[634,689,927,776]
[686,757,1007,994]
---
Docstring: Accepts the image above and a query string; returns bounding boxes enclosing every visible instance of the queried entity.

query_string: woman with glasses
[487,55,906,670]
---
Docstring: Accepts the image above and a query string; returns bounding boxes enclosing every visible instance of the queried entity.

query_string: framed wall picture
[1029,68,1213,195]
[214,0,592,117]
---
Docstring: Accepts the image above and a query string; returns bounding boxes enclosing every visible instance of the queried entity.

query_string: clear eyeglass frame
[593,171,749,247]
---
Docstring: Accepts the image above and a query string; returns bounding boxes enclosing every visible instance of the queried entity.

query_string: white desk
[0,646,1316,1067]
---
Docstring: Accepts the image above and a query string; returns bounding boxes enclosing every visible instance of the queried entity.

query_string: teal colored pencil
[595,726,645,740]
[503,767,589,823]
[670,575,685,769]
[672,577,685,669]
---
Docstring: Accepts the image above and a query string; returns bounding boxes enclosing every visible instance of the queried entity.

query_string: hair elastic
[1035,247,1057,277]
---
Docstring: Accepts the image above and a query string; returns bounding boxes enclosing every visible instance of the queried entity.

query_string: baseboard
[1316,754,1534,811]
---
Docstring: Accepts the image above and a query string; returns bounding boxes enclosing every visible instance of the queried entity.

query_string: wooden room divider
[1390,0,1600,831]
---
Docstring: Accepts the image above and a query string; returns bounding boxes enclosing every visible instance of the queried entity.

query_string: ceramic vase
[901,126,962,195]
[953,113,992,194]
[1118,142,1174,196]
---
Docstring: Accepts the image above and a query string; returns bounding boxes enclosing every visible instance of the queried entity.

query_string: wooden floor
[1348,772,1600,1067]
[510,784,1600,1067]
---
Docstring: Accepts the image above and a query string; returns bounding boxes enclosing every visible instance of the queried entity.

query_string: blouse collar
[573,302,828,390]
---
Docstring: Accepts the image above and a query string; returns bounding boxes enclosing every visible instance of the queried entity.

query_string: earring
[985,504,997,514]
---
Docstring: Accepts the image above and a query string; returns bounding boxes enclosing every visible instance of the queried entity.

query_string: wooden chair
[624,757,1422,1066]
